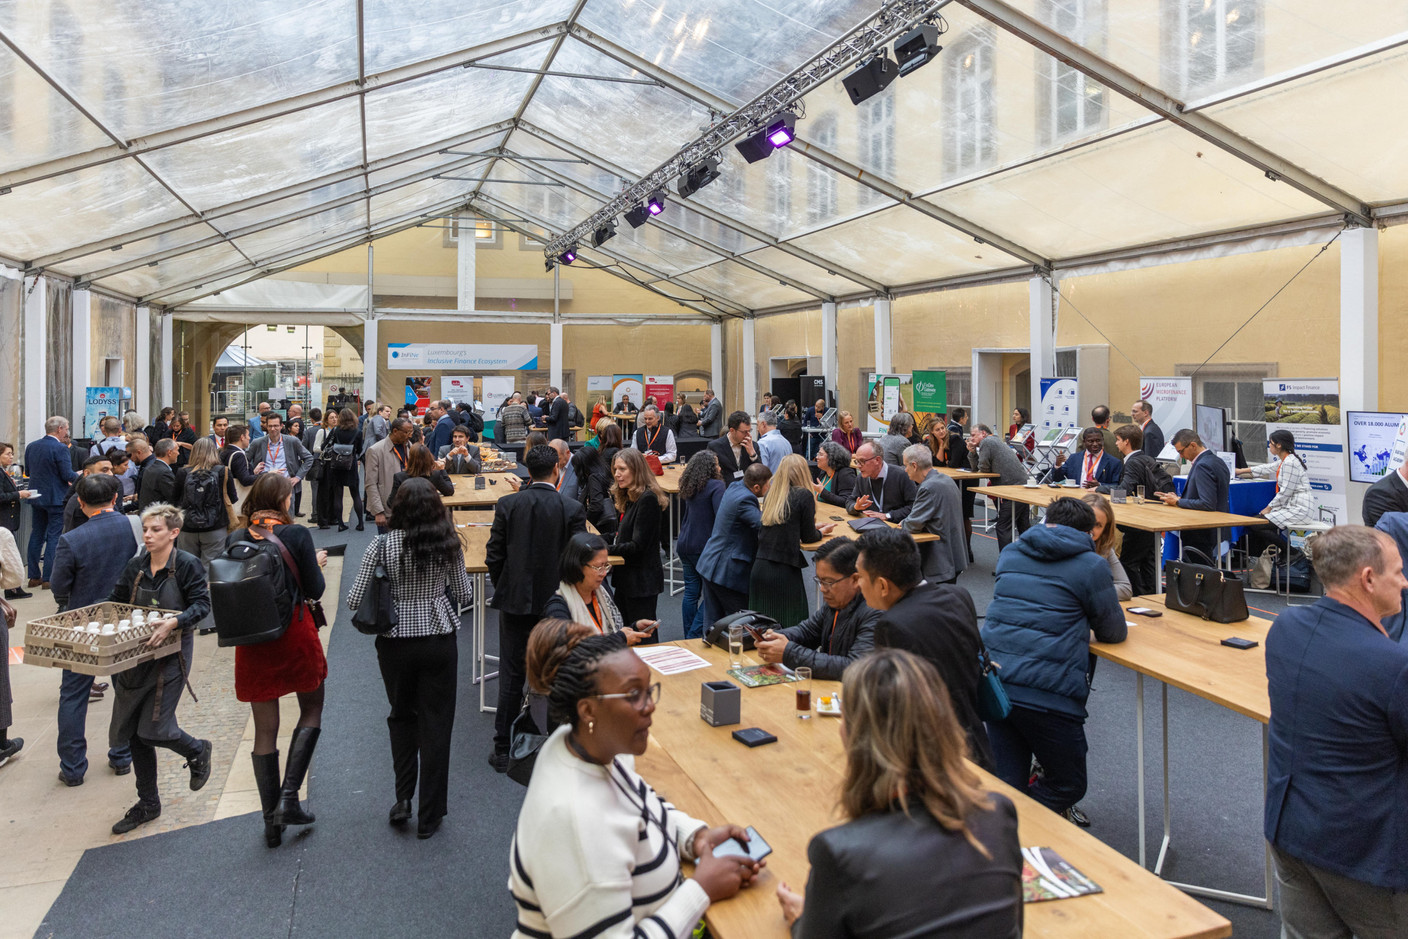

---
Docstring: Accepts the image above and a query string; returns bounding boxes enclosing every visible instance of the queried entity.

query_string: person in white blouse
[510,630,763,939]
[1236,429,1313,554]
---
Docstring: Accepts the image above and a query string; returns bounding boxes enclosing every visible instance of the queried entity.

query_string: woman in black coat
[607,449,667,644]
[386,443,455,508]
[751,454,832,627]
[814,440,857,509]
[318,408,364,532]
[570,444,616,537]
[778,401,805,456]
[0,442,29,535]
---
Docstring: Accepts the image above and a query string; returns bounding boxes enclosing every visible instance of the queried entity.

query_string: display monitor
[1346,411,1408,483]
[1195,404,1228,453]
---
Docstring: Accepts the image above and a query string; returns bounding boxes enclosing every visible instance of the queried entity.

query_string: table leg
[472,572,498,714]
[1136,672,1146,868]
[668,493,682,598]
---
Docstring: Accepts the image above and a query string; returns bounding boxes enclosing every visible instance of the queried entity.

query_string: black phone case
[732,727,777,748]
[1221,637,1259,649]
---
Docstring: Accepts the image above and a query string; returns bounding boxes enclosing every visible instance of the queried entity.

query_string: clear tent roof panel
[208,178,368,236]
[1206,46,1408,204]
[0,44,112,174]
[94,242,249,297]
[670,258,815,309]
[577,0,879,104]
[0,160,189,261]
[232,201,367,260]
[140,98,365,211]
[369,178,476,226]
[734,246,870,296]
[0,0,358,142]
[53,224,225,280]
[361,0,576,73]
[926,120,1327,259]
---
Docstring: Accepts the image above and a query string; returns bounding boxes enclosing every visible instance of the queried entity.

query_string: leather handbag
[351,537,399,635]
[644,452,665,476]
[703,611,780,652]
[506,693,551,787]
[976,641,1012,722]
[1164,548,1248,623]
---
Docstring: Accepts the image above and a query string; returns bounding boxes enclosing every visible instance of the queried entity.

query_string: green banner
[912,370,947,413]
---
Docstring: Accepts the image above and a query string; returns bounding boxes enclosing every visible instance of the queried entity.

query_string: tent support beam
[955,0,1374,226]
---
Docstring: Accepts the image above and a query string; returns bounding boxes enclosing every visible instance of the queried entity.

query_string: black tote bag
[1163,548,1248,623]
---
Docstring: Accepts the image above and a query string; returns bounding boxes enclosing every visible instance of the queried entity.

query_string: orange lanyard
[267,436,282,465]
[644,425,661,450]
[588,595,604,633]
[1275,459,1282,493]
[827,609,840,653]
[392,444,408,470]
[1084,452,1096,482]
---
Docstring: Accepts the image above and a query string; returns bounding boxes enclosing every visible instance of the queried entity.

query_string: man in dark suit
[1157,428,1230,560]
[1107,424,1174,595]
[484,445,586,771]
[613,395,638,414]
[697,465,772,631]
[855,527,993,770]
[1264,525,1408,935]
[427,400,457,455]
[245,413,314,487]
[945,407,977,561]
[901,444,967,584]
[62,453,115,533]
[1132,398,1165,460]
[23,415,80,587]
[1362,461,1408,527]
[138,439,179,511]
[544,387,571,441]
[697,389,723,438]
[847,442,917,523]
[49,475,137,785]
[1051,428,1124,488]
[706,411,758,481]
[437,426,481,475]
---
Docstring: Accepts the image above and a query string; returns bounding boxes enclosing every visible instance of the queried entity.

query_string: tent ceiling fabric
[0,0,1401,313]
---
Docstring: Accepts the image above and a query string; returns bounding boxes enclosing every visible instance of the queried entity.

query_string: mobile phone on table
[712,826,773,862]
[1127,607,1162,617]
[474,476,485,490]
[1221,637,1258,650]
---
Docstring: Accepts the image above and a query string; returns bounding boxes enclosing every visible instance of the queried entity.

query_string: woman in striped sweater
[509,629,763,938]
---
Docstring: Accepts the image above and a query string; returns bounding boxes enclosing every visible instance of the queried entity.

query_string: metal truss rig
[543,0,951,260]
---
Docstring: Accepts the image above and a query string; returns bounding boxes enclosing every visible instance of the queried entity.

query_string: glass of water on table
[728,624,745,669]
[795,666,812,719]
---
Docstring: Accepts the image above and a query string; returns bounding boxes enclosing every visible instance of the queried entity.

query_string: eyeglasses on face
[592,682,662,711]
[587,562,613,573]
[813,575,848,588]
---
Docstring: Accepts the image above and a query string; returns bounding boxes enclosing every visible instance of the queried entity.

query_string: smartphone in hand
[713,826,773,861]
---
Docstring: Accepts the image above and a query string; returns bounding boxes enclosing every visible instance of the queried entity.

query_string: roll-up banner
[1263,379,1347,525]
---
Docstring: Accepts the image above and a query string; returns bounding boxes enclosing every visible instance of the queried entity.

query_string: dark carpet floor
[38,511,1289,938]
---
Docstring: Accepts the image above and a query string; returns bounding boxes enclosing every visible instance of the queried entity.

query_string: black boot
[251,751,284,848]
[274,726,319,826]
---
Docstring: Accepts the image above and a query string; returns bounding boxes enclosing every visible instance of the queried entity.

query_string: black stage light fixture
[733,110,797,164]
[734,129,774,164]
[894,24,942,77]
[677,157,721,198]
[591,220,618,247]
[558,245,578,264]
[624,203,652,228]
[646,189,667,216]
[842,53,898,105]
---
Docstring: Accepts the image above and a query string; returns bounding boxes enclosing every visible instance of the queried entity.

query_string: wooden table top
[938,466,1001,480]
[638,641,1230,939]
[1093,596,1272,723]
[982,485,1268,533]
[807,499,939,549]
[441,472,522,507]
[657,463,684,495]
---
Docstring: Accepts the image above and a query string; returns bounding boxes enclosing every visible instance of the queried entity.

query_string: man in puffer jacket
[981,497,1127,823]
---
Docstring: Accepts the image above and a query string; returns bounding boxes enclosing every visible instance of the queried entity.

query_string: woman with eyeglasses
[814,440,857,508]
[1235,429,1313,555]
[542,533,658,645]
[510,627,764,939]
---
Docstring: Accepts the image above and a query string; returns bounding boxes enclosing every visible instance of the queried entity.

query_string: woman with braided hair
[509,626,764,939]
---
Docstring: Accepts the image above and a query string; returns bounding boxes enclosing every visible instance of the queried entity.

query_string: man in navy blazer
[427,400,457,455]
[697,465,772,631]
[1156,428,1229,560]
[23,416,80,586]
[1051,428,1123,489]
[1264,525,1408,934]
[49,475,138,784]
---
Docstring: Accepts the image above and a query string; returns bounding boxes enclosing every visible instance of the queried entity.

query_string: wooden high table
[1092,596,1274,909]
[637,641,1231,939]
[807,499,939,550]
[442,471,522,508]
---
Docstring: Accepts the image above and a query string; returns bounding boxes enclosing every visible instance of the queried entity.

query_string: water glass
[1136,485,1146,504]
[728,624,745,669]
[795,666,812,719]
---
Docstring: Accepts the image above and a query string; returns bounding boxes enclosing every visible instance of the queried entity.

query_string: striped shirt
[509,726,709,939]
[1246,455,1314,530]
[346,531,472,638]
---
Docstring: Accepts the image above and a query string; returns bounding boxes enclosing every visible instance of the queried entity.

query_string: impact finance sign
[386,343,538,370]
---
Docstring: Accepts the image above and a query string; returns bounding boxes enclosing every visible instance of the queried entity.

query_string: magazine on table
[1021,846,1103,902]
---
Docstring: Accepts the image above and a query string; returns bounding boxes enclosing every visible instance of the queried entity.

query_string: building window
[1182,363,1274,456]
[857,93,895,208]
[806,116,838,225]
[1165,0,1262,97]
[1038,0,1107,145]
[768,163,792,226]
[945,368,973,410]
[943,28,997,178]
[442,217,500,249]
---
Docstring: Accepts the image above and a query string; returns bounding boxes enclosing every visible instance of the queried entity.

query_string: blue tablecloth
[1162,478,1275,561]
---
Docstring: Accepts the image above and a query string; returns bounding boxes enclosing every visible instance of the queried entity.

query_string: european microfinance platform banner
[386,343,538,370]
[1263,378,1347,525]
[1139,376,1193,461]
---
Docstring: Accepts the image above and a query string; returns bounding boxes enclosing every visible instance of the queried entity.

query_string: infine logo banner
[386,343,538,370]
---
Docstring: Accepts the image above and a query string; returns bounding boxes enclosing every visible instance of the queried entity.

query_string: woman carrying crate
[106,502,213,835]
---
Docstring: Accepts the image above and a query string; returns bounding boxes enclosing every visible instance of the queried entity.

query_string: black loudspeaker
[842,55,898,105]
[800,375,828,409]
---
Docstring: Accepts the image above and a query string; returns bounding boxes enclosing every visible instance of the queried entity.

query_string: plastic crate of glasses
[24,602,183,676]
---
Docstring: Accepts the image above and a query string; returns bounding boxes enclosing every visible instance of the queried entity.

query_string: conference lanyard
[644,425,661,451]
[393,444,408,470]
[1084,452,1096,483]
[827,609,840,654]
[1275,458,1282,493]
[588,595,604,633]
[268,436,282,466]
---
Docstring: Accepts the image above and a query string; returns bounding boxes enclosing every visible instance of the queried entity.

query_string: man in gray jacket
[901,444,968,583]
[968,424,1031,550]
[697,389,723,437]
[245,413,313,486]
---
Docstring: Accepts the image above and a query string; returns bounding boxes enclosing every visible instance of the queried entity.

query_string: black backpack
[182,468,225,532]
[208,536,294,646]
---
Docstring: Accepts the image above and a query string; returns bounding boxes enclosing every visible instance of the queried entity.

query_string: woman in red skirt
[227,473,328,847]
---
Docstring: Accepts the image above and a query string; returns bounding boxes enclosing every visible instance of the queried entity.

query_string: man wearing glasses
[1156,428,1230,561]
[754,538,878,680]
[846,442,917,522]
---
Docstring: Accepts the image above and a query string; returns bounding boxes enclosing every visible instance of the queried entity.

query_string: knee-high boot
[274,727,319,826]
[251,751,284,847]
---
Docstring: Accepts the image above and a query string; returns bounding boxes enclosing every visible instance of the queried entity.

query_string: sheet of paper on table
[634,645,711,675]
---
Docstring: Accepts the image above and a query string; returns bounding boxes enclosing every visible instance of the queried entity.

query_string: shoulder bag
[506,692,551,787]
[976,639,1012,722]
[351,536,399,635]
[262,528,328,630]
[1163,548,1248,623]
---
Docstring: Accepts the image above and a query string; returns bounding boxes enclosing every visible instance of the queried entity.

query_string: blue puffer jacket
[981,525,1127,719]
[1372,512,1408,643]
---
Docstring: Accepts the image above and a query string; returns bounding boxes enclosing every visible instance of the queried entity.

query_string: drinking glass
[795,666,812,719]
[728,624,745,669]
[1136,485,1146,504]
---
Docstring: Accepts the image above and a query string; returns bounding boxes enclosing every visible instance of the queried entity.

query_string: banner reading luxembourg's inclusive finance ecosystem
[1263,378,1348,526]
